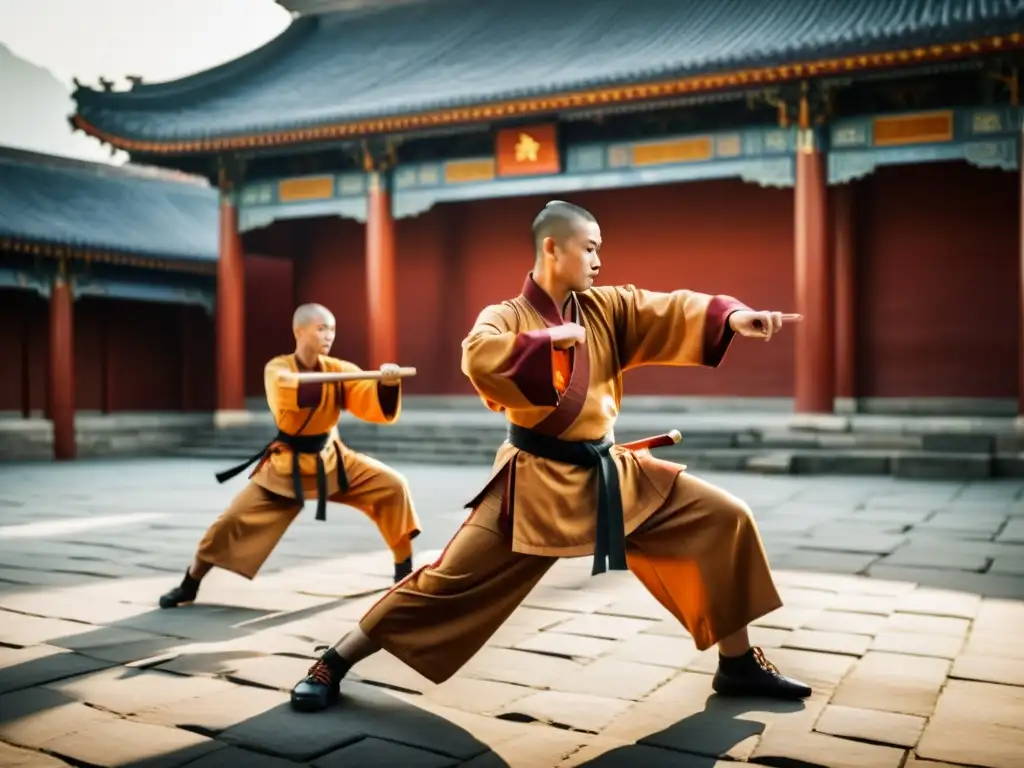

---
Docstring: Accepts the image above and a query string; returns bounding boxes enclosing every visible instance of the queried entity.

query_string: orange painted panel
[873,111,953,146]
[496,124,561,177]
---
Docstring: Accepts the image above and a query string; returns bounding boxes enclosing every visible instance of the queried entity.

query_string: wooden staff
[620,429,682,452]
[277,367,417,383]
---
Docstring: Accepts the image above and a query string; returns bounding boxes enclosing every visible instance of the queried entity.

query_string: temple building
[0,147,221,458]
[67,0,1022,418]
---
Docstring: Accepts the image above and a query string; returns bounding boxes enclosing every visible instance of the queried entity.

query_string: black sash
[507,423,627,576]
[214,430,349,522]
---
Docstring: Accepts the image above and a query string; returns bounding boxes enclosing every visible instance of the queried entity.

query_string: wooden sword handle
[278,367,417,383]
[619,429,682,452]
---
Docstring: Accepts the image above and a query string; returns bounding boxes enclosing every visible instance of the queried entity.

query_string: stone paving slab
[0,460,1022,766]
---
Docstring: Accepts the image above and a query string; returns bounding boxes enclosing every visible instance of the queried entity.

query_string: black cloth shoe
[712,646,812,699]
[291,646,351,712]
[158,569,200,609]
[394,556,413,583]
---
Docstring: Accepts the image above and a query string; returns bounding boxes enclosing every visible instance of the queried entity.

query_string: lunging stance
[159,303,422,609]
[289,202,811,709]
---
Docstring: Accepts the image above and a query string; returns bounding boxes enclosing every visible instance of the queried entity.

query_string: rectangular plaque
[278,175,334,202]
[496,124,561,177]
[632,136,714,166]
[873,111,954,147]
[444,159,496,184]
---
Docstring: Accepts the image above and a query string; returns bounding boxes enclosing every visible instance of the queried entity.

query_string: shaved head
[531,200,597,257]
[292,303,334,329]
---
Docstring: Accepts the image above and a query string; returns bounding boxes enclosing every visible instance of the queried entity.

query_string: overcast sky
[0,0,291,85]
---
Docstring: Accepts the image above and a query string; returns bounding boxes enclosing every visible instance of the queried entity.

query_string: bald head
[293,303,334,330]
[292,303,337,357]
[531,200,597,257]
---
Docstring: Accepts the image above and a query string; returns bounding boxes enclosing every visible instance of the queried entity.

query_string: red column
[833,183,857,403]
[794,123,835,413]
[217,194,245,413]
[49,267,76,460]
[1019,131,1024,416]
[366,171,397,368]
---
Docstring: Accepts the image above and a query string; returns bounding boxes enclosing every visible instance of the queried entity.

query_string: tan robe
[195,354,422,579]
[359,275,783,683]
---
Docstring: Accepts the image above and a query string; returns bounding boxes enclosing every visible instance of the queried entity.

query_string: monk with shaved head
[159,303,422,609]
[289,201,811,712]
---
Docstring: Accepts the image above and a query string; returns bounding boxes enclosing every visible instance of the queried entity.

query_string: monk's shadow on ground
[0,595,376,720]
[574,694,807,767]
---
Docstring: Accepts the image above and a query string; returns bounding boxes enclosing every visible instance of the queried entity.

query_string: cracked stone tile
[41,717,225,768]
[461,647,585,689]
[504,606,580,632]
[593,594,671,622]
[45,666,235,715]
[314,737,457,768]
[880,612,970,638]
[0,741,74,767]
[830,592,900,615]
[776,587,840,609]
[176,747,302,768]
[606,633,700,668]
[547,657,678,701]
[831,651,950,717]
[949,654,1024,687]
[352,651,436,693]
[133,684,289,733]
[802,609,888,636]
[0,645,115,695]
[894,589,983,619]
[522,587,615,614]
[0,687,112,752]
[751,727,906,768]
[869,631,965,660]
[461,727,610,768]
[917,679,1024,768]
[515,631,618,660]
[500,690,633,732]
[423,677,532,715]
[782,629,872,657]
[813,703,926,748]
[750,606,823,631]
[225,654,315,691]
[551,613,655,641]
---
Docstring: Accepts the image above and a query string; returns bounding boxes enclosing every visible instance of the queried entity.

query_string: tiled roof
[71,0,1023,147]
[0,147,218,262]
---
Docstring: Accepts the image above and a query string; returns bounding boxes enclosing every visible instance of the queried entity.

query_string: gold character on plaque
[515,133,541,163]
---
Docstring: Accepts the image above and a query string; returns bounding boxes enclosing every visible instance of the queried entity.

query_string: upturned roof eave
[69,31,1024,157]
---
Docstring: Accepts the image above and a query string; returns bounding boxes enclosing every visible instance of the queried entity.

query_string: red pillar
[366,171,397,368]
[1019,133,1024,416]
[49,267,76,460]
[833,183,857,403]
[217,194,245,413]
[794,123,835,413]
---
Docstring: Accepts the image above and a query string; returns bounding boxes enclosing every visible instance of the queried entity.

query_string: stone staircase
[168,408,1024,480]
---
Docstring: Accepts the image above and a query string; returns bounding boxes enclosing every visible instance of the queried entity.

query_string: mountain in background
[0,42,123,164]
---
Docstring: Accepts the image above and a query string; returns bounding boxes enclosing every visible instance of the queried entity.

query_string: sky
[0,0,292,161]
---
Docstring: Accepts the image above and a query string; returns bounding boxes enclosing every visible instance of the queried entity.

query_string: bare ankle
[332,627,380,666]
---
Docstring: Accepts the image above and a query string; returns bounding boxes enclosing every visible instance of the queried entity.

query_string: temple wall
[0,290,216,415]
[856,162,1018,399]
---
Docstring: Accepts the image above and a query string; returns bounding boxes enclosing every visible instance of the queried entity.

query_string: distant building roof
[0,147,218,265]
[71,0,1023,153]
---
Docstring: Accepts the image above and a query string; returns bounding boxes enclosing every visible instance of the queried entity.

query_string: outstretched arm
[595,285,751,371]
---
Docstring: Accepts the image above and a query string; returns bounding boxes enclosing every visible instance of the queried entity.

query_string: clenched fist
[379,362,402,386]
[547,322,586,350]
[729,310,803,342]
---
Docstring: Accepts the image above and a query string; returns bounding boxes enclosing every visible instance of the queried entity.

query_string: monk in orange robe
[289,202,811,710]
[159,303,422,609]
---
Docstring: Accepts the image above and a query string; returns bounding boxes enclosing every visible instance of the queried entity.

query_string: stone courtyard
[0,458,1022,768]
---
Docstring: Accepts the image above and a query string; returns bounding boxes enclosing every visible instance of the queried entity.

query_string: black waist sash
[507,423,626,576]
[214,431,349,521]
